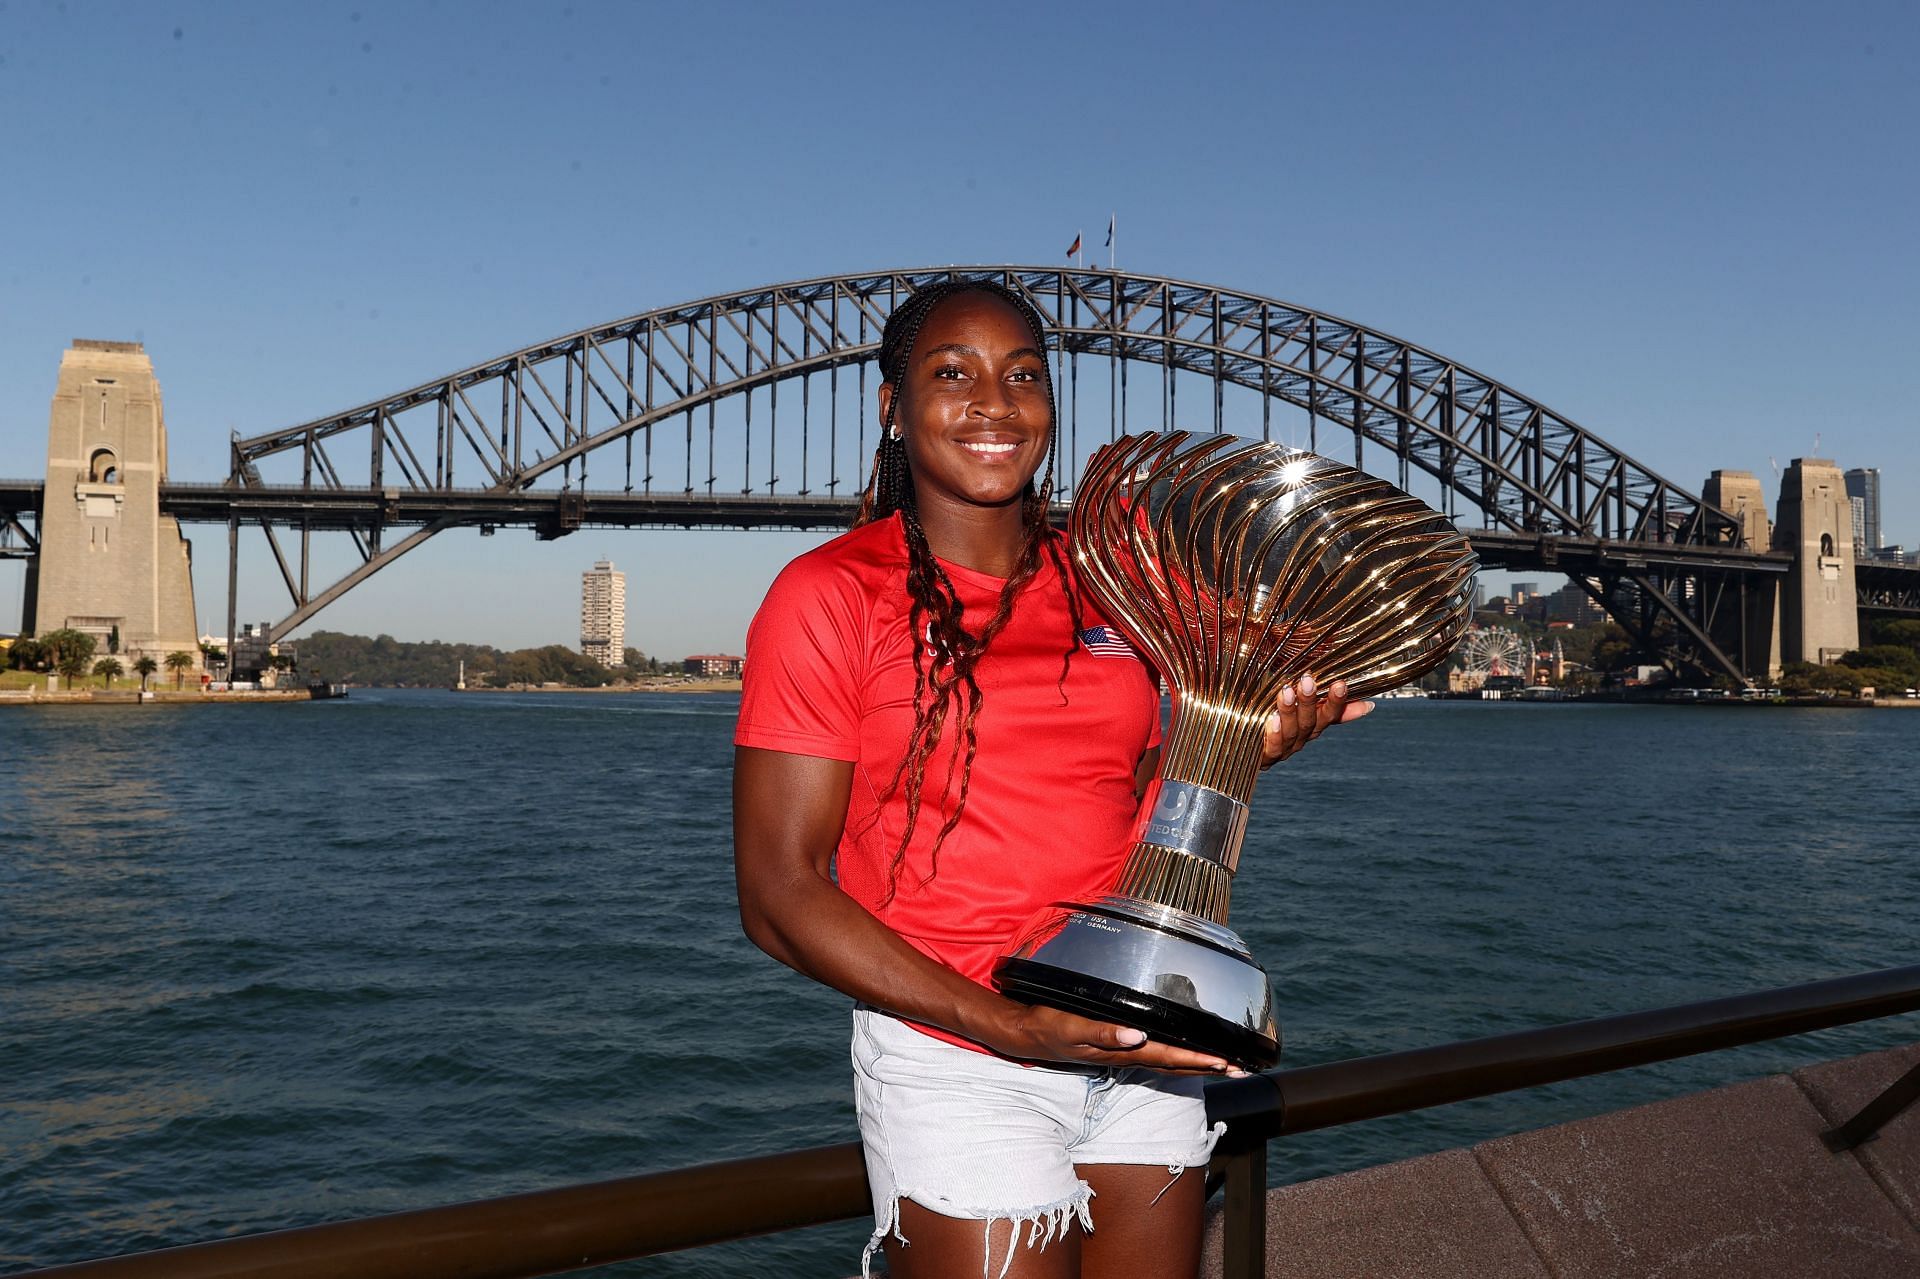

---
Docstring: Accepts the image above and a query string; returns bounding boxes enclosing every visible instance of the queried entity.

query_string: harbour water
[3,693,1917,1276]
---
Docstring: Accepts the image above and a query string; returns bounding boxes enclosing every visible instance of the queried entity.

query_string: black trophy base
[996,956,1281,1069]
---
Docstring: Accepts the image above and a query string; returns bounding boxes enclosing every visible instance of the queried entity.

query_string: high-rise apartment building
[1844,467,1881,553]
[580,560,627,667]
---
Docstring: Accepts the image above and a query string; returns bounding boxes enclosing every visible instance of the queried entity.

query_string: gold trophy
[994,432,1476,1066]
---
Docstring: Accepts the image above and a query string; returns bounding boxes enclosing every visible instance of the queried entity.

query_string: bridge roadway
[0,475,1799,573]
[6,478,1918,612]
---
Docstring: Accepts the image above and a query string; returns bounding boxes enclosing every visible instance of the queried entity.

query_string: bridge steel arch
[226,267,1772,681]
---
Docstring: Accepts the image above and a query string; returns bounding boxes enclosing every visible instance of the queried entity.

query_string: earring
[887,424,902,441]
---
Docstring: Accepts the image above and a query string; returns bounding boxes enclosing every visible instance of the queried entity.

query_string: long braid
[855,280,1085,902]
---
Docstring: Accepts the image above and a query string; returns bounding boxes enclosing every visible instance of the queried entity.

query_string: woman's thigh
[1076,1164,1206,1279]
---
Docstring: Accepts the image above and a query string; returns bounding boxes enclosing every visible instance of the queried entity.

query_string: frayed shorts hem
[851,1008,1223,1278]
[861,1184,1095,1279]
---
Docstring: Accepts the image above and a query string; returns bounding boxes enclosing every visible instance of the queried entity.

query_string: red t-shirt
[734,513,1162,1052]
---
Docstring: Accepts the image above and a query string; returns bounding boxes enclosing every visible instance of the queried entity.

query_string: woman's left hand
[1261,674,1373,767]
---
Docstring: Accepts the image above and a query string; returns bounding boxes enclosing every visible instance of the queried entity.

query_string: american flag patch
[1079,625,1136,658]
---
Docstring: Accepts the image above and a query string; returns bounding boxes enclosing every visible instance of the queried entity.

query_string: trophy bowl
[993,432,1477,1067]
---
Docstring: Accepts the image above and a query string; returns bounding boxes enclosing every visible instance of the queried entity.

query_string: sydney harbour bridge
[3,266,1916,683]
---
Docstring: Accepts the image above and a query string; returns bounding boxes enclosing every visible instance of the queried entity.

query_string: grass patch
[0,669,164,691]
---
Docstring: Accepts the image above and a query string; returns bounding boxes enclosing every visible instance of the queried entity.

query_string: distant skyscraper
[1844,467,1881,552]
[1848,496,1867,558]
[580,560,627,667]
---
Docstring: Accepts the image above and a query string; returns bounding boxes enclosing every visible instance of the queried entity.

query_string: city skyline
[2,2,1914,655]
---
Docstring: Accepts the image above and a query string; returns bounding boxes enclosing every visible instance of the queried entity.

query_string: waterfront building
[1843,467,1881,553]
[580,560,626,668]
[683,654,744,677]
[1543,584,1607,625]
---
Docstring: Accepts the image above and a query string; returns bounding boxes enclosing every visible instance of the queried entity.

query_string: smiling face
[879,289,1053,520]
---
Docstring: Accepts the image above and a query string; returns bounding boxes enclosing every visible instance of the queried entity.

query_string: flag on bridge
[1065,232,1081,261]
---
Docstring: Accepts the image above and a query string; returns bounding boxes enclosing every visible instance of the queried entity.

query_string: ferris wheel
[1457,626,1531,681]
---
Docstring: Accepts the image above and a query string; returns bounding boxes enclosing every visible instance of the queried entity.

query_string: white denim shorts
[850,1007,1224,1278]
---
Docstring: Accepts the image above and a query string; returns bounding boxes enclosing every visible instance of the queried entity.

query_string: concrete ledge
[1202,1042,1920,1278]
[1795,1042,1920,1229]
[0,688,318,705]
[1202,1148,1549,1278]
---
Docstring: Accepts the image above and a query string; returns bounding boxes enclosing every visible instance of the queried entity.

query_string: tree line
[1782,618,1920,695]
[295,631,661,688]
[6,629,198,689]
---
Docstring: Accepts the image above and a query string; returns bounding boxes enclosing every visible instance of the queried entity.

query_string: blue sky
[2,1,1914,655]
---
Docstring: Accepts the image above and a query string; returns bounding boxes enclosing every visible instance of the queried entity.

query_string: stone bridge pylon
[24,340,200,668]
[1700,459,1859,682]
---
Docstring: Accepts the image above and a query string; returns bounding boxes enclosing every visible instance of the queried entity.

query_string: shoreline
[0,680,744,704]
[0,688,323,706]
[435,679,743,695]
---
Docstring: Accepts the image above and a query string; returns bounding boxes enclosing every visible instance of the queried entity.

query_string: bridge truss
[223,267,1789,679]
[0,479,39,561]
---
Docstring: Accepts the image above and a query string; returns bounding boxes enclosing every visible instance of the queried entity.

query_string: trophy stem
[1158,696,1270,805]
[1114,845,1232,922]
[1111,696,1273,925]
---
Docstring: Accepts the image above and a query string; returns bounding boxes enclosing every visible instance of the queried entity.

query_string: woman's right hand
[980,1001,1242,1075]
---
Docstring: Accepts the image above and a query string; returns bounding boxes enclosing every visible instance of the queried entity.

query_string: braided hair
[855,280,1087,902]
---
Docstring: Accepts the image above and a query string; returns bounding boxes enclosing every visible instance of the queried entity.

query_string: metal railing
[19,964,1920,1279]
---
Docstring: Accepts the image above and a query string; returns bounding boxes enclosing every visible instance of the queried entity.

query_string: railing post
[1822,1059,1920,1153]
[1208,1072,1282,1279]
[1222,1143,1268,1279]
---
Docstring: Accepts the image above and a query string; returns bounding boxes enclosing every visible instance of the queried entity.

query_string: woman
[733,280,1364,1279]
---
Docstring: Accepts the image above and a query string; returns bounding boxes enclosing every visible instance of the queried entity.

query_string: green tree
[8,636,46,670]
[92,656,124,689]
[296,631,507,687]
[1587,627,1639,674]
[1865,619,1920,650]
[39,628,96,679]
[133,655,158,691]
[1841,645,1920,681]
[165,650,196,689]
[1779,661,1863,694]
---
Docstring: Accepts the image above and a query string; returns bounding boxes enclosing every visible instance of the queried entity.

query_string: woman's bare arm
[733,744,1234,1072]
